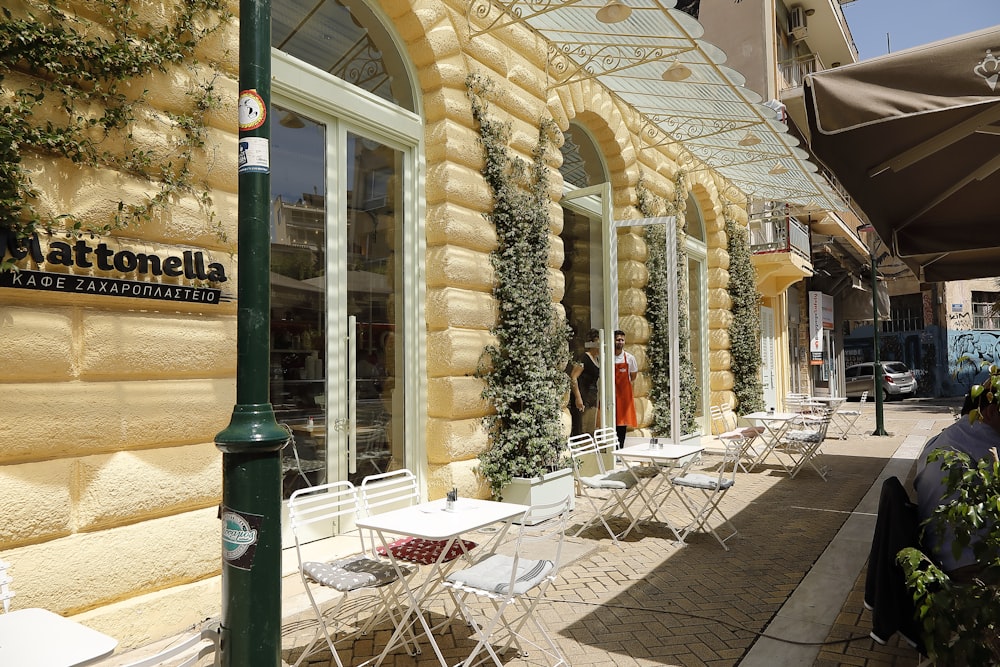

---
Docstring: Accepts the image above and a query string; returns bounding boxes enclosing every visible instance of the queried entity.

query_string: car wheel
[883,387,890,402]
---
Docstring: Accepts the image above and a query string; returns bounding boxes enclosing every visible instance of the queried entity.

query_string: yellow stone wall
[0,0,239,646]
[0,0,743,647]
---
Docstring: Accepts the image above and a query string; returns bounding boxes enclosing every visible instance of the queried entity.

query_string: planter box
[500,467,575,523]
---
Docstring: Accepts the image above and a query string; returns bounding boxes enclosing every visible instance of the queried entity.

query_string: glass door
[341,132,403,486]
[561,185,615,430]
[270,106,408,544]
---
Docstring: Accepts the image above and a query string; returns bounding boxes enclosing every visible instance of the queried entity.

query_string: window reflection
[270,105,328,500]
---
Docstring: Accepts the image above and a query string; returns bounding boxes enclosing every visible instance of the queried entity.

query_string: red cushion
[375,537,477,565]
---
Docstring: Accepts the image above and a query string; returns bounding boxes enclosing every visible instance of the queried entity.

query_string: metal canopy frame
[467,0,847,211]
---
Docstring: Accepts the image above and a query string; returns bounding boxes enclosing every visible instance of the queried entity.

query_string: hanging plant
[638,173,698,435]
[467,74,571,499]
[0,0,229,270]
[723,202,765,414]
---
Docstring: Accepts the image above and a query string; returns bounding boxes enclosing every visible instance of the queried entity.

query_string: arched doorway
[559,123,617,431]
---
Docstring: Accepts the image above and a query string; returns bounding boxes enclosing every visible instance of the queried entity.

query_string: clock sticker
[238,90,266,131]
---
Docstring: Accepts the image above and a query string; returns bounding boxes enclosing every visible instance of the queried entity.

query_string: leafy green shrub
[467,74,570,499]
[724,206,764,414]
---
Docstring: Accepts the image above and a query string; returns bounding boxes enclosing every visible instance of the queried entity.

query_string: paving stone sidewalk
[277,398,962,667]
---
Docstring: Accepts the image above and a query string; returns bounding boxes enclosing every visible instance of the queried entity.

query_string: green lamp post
[214,0,289,663]
[859,224,888,436]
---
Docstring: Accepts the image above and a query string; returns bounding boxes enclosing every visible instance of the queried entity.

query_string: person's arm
[627,352,638,383]
[570,362,584,410]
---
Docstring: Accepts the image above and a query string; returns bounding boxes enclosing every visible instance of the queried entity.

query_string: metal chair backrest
[288,481,361,554]
[509,495,572,575]
[358,468,420,516]
[567,433,609,474]
[593,426,619,451]
[709,405,729,436]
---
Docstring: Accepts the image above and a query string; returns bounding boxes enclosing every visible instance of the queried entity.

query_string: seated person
[913,381,1000,581]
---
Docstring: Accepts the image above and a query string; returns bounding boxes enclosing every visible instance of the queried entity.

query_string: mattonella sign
[0,230,230,304]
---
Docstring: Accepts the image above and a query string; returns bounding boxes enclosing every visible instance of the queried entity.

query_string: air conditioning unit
[788,5,808,40]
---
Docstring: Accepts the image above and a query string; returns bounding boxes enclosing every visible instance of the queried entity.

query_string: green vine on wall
[467,74,571,499]
[0,0,230,269]
[638,173,699,436]
[723,201,764,414]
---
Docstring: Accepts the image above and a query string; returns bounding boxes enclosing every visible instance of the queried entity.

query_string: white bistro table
[616,440,705,543]
[356,497,530,667]
[743,411,800,470]
[0,607,118,667]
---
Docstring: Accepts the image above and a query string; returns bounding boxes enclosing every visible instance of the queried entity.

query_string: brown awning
[803,26,1000,281]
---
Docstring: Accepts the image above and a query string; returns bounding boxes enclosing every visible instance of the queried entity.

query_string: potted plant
[468,75,573,509]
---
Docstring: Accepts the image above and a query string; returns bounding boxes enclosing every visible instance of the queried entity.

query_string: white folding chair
[566,433,642,544]
[834,390,868,439]
[288,481,417,667]
[443,496,572,667]
[777,409,833,480]
[710,405,763,474]
[117,624,220,667]
[670,439,740,550]
[0,559,14,613]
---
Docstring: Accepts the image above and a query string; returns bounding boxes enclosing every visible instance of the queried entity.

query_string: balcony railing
[778,53,826,90]
[749,213,811,260]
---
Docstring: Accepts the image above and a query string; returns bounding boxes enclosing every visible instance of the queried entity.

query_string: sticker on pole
[238,90,266,131]
[238,137,269,174]
[222,507,262,571]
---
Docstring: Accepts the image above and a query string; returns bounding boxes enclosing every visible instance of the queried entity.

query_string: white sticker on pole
[238,137,269,174]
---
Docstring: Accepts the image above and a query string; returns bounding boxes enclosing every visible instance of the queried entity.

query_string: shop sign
[0,231,230,304]
[809,291,834,366]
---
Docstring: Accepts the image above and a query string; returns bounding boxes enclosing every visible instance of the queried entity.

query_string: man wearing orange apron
[613,329,638,448]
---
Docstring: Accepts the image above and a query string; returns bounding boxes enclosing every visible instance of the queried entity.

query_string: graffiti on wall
[947,329,1000,394]
[947,310,972,330]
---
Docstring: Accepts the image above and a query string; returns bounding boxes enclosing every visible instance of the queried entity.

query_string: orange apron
[614,358,637,427]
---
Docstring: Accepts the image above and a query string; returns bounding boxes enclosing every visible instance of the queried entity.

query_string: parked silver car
[845,362,916,400]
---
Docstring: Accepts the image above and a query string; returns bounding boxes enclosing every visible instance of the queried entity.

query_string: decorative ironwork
[467,0,581,37]
[329,37,390,99]
[465,0,848,211]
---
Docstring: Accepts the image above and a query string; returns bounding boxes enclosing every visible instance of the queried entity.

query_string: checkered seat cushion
[376,537,477,565]
[785,429,823,443]
[302,555,412,591]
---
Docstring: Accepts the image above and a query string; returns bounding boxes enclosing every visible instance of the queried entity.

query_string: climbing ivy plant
[467,74,571,499]
[723,202,764,414]
[638,173,698,436]
[0,0,229,269]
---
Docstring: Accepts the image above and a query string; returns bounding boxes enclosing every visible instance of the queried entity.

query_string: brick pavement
[271,398,960,667]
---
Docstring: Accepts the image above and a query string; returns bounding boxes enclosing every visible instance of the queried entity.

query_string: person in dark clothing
[570,328,602,437]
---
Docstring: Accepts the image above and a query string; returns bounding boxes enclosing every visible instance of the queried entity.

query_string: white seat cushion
[580,469,637,489]
[446,554,553,595]
[671,473,734,491]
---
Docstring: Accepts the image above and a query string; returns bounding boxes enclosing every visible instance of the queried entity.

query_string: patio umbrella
[802,26,1000,282]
